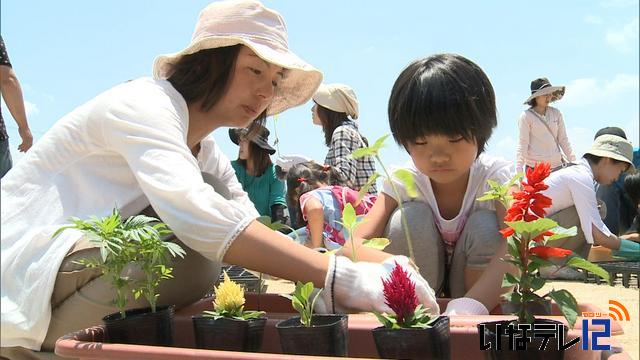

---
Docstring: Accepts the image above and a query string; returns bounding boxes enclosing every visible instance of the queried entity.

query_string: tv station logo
[479,300,631,352]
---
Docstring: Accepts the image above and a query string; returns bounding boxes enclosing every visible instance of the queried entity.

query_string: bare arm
[223,220,329,288]
[303,197,326,249]
[592,224,622,249]
[342,192,399,263]
[0,65,32,152]
[464,201,515,311]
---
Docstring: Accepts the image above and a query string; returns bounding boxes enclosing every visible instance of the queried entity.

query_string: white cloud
[584,15,604,25]
[24,100,40,118]
[562,74,639,107]
[605,17,639,53]
[600,0,639,8]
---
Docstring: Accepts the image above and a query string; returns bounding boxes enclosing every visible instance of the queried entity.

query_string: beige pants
[547,205,595,261]
[384,201,503,298]
[2,173,231,359]
[1,231,220,360]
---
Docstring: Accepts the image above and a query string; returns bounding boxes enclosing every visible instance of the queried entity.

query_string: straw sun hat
[523,77,565,105]
[586,134,636,173]
[153,0,323,116]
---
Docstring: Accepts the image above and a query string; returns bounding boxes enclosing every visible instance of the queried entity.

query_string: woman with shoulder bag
[516,77,576,173]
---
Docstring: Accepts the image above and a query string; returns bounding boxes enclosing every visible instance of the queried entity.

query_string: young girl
[287,161,376,250]
[0,2,438,357]
[516,77,575,173]
[311,83,377,194]
[229,125,287,224]
[351,53,514,315]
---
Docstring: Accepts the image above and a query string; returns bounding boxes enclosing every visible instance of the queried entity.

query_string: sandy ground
[263,277,639,359]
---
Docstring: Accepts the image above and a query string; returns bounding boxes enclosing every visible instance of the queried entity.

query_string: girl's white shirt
[0,78,258,350]
[543,158,612,244]
[382,154,512,255]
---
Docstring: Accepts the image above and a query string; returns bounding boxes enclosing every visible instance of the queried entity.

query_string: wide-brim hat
[312,83,359,120]
[585,134,635,173]
[523,77,565,105]
[229,126,276,155]
[152,0,323,116]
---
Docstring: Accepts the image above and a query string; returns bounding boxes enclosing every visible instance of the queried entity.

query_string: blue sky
[2,0,638,170]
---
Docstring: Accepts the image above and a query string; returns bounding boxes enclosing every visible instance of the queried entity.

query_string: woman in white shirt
[516,77,575,173]
[0,1,438,357]
[541,134,638,278]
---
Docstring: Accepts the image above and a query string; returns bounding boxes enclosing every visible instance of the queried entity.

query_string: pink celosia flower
[382,262,418,325]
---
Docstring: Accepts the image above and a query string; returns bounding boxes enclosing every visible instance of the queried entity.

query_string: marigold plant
[373,262,437,329]
[479,162,609,327]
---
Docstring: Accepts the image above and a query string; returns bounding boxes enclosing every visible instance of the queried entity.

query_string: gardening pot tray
[55,294,628,359]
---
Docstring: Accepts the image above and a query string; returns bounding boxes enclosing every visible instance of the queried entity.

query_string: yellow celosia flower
[213,272,245,313]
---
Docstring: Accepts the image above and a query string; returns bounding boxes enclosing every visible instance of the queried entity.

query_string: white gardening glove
[316,254,439,315]
[442,297,489,316]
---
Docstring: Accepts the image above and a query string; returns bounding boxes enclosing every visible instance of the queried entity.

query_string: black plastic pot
[478,319,568,360]
[191,315,267,352]
[276,314,348,356]
[102,305,174,346]
[500,299,552,316]
[372,315,450,360]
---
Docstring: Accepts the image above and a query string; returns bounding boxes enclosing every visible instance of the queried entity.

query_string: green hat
[585,134,635,173]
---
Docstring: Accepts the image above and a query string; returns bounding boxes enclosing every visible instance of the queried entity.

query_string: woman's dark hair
[623,172,640,207]
[315,103,350,146]
[388,53,496,156]
[237,141,273,176]
[167,45,266,138]
[583,153,630,170]
[527,98,538,107]
[286,161,350,226]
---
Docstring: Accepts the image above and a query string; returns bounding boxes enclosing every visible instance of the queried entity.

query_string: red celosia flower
[503,162,553,223]
[528,246,572,259]
[532,230,554,243]
[500,227,515,238]
[382,262,418,325]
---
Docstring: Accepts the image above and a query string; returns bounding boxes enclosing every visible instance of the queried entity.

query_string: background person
[0,35,33,178]
[311,83,377,194]
[286,161,376,250]
[594,127,640,235]
[229,125,287,225]
[540,134,638,278]
[516,77,575,174]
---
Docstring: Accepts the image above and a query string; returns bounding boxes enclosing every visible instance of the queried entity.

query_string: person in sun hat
[0,1,438,357]
[538,133,638,279]
[516,77,576,174]
[311,83,377,194]
[594,127,640,236]
[228,125,288,225]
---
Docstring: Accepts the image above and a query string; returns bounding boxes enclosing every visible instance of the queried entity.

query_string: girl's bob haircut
[388,53,497,156]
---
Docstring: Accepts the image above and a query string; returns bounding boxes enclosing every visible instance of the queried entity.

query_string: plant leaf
[393,169,417,198]
[565,256,609,281]
[505,218,558,236]
[362,237,391,250]
[358,173,380,201]
[342,203,357,230]
[548,289,578,328]
[545,226,578,241]
[502,273,520,287]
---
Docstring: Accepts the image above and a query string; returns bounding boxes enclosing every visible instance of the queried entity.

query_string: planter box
[55,294,629,359]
